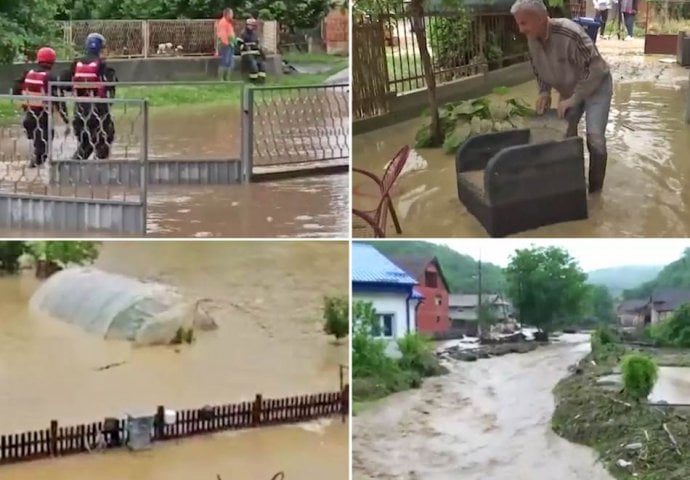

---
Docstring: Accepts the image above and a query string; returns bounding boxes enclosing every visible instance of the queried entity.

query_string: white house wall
[353,291,418,358]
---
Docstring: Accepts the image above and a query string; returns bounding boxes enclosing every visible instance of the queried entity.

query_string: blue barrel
[573,17,601,44]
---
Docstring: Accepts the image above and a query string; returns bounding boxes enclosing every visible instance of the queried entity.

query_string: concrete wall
[0,55,283,93]
[353,61,535,135]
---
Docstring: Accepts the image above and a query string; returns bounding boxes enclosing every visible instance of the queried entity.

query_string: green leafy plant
[415,89,535,153]
[323,294,349,341]
[26,241,100,267]
[397,332,444,377]
[647,303,690,348]
[0,242,28,273]
[621,353,659,401]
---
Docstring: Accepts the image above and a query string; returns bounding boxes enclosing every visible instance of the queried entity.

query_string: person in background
[12,47,69,168]
[620,0,638,40]
[216,8,237,81]
[62,32,118,160]
[238,18,267,84]
[511,0,613,193]
[593,0,616,39]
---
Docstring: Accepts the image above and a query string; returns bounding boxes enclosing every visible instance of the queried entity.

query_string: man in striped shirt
[511,0,613,193]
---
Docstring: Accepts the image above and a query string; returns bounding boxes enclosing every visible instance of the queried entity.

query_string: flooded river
[353,46,690,237]
[353,334,614,480]
[0,241,349,478]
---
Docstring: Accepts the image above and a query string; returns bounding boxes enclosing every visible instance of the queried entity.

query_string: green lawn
[0,56,347,123]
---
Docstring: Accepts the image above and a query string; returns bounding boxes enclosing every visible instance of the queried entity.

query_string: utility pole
[477,250,483,337]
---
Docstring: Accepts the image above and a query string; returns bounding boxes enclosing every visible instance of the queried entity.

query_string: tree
[0,1,66,64]
[323,294,349,341]
[504,246,589,334]
[477,300,498,338]
[586,284,616,324]
[0,242,27,273]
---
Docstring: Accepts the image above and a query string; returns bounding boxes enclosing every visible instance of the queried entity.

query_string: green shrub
[621,353,659,401]
[0,242,27,273]
[397,332,446,377]
[323,295,349,340]
[647,304,690,348]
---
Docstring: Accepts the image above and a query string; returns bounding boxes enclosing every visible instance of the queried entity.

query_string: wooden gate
[353,20,390,120]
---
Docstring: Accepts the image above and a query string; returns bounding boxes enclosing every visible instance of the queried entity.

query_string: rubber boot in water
[587,135,607,193]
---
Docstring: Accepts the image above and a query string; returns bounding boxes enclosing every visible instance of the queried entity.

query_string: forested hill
[586,265,663,298]
[362,241,506,294]
[623,248,690,299]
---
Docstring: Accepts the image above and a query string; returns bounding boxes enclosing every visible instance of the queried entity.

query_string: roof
[617,299,647,314]
[352,243,418,286]
[449,294,510,308]
[388,255,451,292]
[651,288,690,312]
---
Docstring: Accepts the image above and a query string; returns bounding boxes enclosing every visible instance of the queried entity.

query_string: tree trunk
[409,0,443,146]
[35,260,62,279]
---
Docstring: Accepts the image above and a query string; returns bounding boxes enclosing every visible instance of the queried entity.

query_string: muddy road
[353,39,690,237]
[353,335,614,480]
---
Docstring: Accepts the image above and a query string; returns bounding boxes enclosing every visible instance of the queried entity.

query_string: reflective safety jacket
[73,59,107,97]
[21,69,49,108]
[239,29,262,56]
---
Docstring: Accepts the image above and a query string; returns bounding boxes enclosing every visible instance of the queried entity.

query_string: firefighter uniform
[238,19,266,84]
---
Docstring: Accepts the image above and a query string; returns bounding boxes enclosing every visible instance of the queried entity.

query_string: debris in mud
[95,361,126,371]
[552,349,690,480]
[438,340,538,362]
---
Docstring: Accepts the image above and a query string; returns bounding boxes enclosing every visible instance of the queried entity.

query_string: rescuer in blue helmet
[61,32,118,160]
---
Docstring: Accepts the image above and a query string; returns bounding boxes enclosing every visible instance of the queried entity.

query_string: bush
[591,326,624,363]
[0,242,27,273]
[26,241,100,267]
[621,353,659,401]
[323,295,349,340]
[647,303,690,348]
[397,332,446,377]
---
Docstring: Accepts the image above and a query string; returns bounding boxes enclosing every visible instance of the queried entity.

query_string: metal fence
[58,19,279,58]
[242,84,349,174]
[0,94,147,234]
[50,80,245,185]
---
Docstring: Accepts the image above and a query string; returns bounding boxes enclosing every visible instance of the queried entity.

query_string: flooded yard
[0,102,349,238]
[353,40,690,237]
[353,334,614,480]
[0,241,349,478]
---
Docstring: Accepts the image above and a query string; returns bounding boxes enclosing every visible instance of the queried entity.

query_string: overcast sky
[432,239,690,271]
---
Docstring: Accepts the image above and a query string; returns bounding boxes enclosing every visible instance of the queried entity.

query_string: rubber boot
[587,135,607,193]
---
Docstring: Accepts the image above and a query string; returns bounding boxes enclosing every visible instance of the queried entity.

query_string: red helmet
[36,47,57,64]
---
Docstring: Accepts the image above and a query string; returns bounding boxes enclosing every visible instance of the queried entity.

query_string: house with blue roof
[352,243,424,355]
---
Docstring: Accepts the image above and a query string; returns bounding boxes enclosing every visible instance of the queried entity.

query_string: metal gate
[241,83,350,179]
[0,93,147,235]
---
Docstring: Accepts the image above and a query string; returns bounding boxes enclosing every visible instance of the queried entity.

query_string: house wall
[353,290,418,357]
[415,262,450,334]
[618,312,645,327]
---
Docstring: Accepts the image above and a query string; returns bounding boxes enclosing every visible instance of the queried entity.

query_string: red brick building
[389,255,451,334]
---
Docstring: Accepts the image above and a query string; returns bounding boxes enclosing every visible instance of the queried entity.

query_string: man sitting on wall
[511,0,613,193]
[238,18,267,84]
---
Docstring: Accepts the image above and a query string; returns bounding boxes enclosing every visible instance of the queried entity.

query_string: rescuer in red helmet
[11,46,70,168]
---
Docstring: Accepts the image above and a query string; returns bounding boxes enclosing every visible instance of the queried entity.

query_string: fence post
[686,69,690,124]
[240,86,254,184]
[142,21,149,58]
[141,99,149,236]
[49,420,58,456]
[341,385,349,423]
[154,405,165,440]
[252,394,263,426]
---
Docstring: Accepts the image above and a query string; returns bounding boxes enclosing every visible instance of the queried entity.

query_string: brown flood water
[353,334,613,480]
[353,53,690,237]
[0,241,349,479]
[0,104,349,238]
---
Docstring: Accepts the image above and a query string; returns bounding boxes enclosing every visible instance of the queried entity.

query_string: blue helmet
[85,33,106,55]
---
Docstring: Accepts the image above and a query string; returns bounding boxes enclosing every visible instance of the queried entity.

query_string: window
[373,313,394,338]
[436,316,441,323]
[425,271,438,288]
[435,295,442,306]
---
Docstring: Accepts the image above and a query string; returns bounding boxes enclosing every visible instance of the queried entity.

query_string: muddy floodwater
[353,334,614,480]
[0,103,349,238]
[650,366,690,404]
[0,241,349,478]
[353,42,690,237]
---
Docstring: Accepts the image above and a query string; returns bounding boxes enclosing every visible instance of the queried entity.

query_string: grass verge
[0,58,347,124]
[551,344,690,480]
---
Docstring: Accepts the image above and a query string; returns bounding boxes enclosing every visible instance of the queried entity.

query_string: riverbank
[552,345,690,480]
[0,53,348,122]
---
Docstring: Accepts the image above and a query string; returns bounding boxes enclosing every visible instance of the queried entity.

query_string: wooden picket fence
[0,387,349,465]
